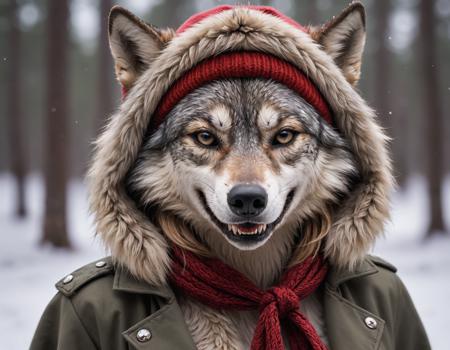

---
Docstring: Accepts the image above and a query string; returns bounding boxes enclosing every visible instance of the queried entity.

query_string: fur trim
[88,7,393,285]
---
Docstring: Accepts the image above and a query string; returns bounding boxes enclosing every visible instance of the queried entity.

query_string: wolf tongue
[237,224,258,233]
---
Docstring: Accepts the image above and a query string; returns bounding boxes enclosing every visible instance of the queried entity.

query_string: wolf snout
[227,185,268,217]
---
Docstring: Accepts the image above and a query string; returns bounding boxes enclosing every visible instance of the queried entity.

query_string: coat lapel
[121,300,197,350]
[113,268,197,350]
[324,287,385,350]
[324,259,385,350]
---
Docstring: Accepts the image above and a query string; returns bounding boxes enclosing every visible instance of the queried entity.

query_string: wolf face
[128,78,356,251]
[89,2,393,287]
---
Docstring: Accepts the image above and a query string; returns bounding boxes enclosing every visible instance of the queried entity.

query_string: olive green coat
[30,256,430,350]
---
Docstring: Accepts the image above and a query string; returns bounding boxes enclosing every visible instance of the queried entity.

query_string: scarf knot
[261,286,299,318]
[170,246,329,350]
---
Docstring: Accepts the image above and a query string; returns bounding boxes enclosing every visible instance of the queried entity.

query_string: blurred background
[0,0,449,348]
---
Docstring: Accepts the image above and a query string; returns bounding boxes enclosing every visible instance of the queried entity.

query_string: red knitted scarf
[170,246,329,350]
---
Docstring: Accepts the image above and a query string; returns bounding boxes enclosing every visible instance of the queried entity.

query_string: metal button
[63,274,74,284]
[95,261,106,268]
[136,328,152,342]
[364,316,377,329]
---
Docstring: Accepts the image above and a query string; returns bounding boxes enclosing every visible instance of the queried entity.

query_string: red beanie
[129,6,333,129]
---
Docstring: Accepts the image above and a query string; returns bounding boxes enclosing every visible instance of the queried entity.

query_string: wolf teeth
[228,224,267,235]
[257,224,267,233]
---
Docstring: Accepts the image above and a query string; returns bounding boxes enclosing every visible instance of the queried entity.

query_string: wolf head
[127,78,356,256]
[89,3,392,285]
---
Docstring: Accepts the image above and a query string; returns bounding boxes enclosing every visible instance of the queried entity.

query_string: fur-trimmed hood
[88,4,393,285]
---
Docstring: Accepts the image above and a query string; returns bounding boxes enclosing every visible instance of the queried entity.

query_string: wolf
[126,77,358,346]
[31,3,431,350]
[127,77,356,286]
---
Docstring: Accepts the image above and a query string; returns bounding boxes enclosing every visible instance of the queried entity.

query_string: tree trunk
[391,75,409,188]
[420,0,446,236]
[373,1,394,159]
[374,0,391,121]
[42,0,71,248]
[149,0,196,28]
[373,1,409,189]
[290,0,318,24]
[259,0,272,6]
[7,0,27,218]
[305,0,319,24]
[96,0,114,134]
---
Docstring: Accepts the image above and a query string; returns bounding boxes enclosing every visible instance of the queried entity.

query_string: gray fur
[129,78,354,214]
[146,79,344,152]
[127,78,357,283]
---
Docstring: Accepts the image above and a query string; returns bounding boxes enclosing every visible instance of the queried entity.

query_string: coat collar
[327,255,379,289]
[114,258,384,350]
[113,256,379,296]
[113,266,173,299]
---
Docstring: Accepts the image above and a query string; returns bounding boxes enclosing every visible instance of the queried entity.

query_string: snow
[373,176,450,350]
[0,174,103,350]
[1,173,449,349]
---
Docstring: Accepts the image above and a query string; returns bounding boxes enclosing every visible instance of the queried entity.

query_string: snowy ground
[1,173,449,349]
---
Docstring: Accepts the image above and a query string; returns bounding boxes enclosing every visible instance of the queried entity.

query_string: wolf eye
[193,131,219,147]
[273,129,297,146]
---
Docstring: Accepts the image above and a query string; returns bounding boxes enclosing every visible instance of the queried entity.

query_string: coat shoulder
[32,258,167,350]
[31,258,117,350]
[328,256,431,350]
[352,255,400,297]
[367,255,397,273]
[55,257,115,297]
[335,254,403,311]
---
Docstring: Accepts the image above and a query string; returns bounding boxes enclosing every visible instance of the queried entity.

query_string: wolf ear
[311,2,366,86]
[108,6,175,90]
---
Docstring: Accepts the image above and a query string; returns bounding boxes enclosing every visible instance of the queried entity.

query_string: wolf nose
[227,185,268,217]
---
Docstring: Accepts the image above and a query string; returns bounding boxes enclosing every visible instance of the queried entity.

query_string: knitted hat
[151,51,333,129]
[122,6,333,129]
